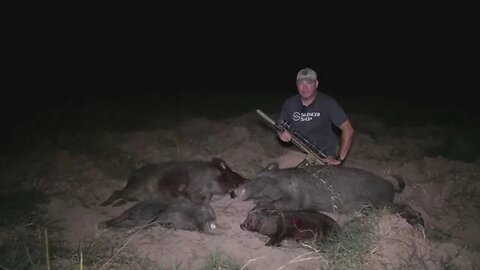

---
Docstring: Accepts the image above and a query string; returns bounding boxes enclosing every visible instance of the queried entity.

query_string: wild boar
[240,207,341,246]
[100,157,248,207]
[98,198,217,233]
[239,164,424,226]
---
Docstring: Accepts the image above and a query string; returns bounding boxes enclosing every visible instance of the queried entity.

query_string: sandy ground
[42,112,480,269]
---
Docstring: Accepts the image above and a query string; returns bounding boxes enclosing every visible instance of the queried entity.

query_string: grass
[199,249,242,270]
[426,227,453,242]
[0,184,49,227]
[72,231,160,270]
[313,211,379,270]
[76,234,242,270]
[0,227,71,270]
[0,227,239,270]
[0,186,70,270]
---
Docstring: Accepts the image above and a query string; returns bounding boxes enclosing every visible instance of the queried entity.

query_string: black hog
[98,198,217,233]
[239,164,424,226]
[240,208,341,246]
[100,157,248,207]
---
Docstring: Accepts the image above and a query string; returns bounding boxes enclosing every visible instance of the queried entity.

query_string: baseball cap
[296,68,317,82]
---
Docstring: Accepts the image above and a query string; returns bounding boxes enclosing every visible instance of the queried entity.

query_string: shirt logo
[292,111,321,121]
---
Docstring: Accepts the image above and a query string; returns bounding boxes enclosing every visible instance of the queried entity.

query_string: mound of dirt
[38,112,480,269]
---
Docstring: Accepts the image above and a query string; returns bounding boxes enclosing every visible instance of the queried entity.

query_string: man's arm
[337,120,354,162]
[325,96,354,165]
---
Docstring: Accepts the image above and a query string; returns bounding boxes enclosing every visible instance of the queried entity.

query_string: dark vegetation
[5,88,478,162]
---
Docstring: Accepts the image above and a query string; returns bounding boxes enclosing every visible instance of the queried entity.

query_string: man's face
[296,79,318,100]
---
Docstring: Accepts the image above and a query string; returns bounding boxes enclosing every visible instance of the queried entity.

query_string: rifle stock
[256,109,327,167]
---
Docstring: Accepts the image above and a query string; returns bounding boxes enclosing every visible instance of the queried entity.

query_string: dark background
[4,8,477,126]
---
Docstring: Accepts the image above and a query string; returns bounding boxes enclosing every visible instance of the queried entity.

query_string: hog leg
[100,188,141,207]
[398,204,424,226]
[154,216,198,231]
[265,217,288,246]
[265,228,289,246]
[189,193,213,204]
[389,203,424,226]
[98,209,138,228]
[265,234,285,246]
[178,220,199,231]
[264,197,303,211]
[112,198,137,207]
[100,190,123,206]
[100,200,169,229]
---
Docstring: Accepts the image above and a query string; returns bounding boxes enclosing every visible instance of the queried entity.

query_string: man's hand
[278,130,292,142]
[325,156,342,165]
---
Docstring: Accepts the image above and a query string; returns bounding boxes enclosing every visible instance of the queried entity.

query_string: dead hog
[100,157,248,207]
[98,198,217,233]
[239,164,424,227]
[240,207,341,246]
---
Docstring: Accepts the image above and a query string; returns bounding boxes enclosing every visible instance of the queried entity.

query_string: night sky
[5,8,476,124]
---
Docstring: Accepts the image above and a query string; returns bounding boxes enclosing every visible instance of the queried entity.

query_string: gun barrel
[256,109,276,126]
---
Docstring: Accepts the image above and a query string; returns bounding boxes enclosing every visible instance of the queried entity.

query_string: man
[276,67,354,168]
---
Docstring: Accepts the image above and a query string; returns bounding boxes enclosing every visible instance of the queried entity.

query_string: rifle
[256,109,327,167]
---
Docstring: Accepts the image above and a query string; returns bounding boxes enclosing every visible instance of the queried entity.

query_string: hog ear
[264,162,279,171]
[211,157,228,171]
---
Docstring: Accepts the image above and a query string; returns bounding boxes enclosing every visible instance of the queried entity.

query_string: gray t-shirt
[279,92,348,156]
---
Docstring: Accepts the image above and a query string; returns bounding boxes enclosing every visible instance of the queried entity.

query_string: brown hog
[100,157,248,207]
[240,207,341,246]
[98,198,217,233]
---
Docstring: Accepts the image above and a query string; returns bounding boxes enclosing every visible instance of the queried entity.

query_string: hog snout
[240,221,249,231]
[210,223,216,230]
[203,222,217,233]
